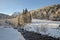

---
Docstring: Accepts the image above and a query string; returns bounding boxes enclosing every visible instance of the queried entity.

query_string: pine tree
[23,8,28,14]
[25,8,28,13]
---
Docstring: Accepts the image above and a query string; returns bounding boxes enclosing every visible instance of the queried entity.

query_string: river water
[24,19,60,38]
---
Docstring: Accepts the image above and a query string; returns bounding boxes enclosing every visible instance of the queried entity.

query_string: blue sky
[0,0,60,15]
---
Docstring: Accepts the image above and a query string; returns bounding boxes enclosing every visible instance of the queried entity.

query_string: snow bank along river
[0,27,25,40]
[24,19,60,38]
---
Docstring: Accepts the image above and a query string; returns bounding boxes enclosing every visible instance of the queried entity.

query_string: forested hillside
[30,4,60,21]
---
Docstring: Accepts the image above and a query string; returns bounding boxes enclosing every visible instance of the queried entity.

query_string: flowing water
[24,19,60,38]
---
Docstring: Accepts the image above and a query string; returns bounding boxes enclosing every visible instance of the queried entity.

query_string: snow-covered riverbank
[24,19,60,38]
[0,27,25,40]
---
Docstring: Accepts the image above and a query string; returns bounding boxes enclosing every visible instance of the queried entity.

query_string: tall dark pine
[23,8,28,14]
[23,9,25,14]
[25,8,28,13]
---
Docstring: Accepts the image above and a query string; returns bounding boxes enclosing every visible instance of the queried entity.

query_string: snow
[0,27,25,40]
[24,19,60,38]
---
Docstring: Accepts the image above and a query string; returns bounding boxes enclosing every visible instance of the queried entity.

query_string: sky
[0,0,60,15]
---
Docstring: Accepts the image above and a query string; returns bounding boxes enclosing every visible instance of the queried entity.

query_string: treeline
[7,8,32,27]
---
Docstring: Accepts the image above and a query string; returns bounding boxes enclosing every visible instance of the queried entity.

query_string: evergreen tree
[25,8,28,13]
[23,8,28,14]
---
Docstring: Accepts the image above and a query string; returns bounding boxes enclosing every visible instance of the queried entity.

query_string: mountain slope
[30,4,60,21]
[0,13,12,19]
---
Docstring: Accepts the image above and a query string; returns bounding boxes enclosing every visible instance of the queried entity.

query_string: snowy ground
[0,27,25,40]
[24,19,60,38]
[0,19,60,40]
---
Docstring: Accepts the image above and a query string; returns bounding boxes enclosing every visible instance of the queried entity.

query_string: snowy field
[0,27,25,40]
[24,19,60,38]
